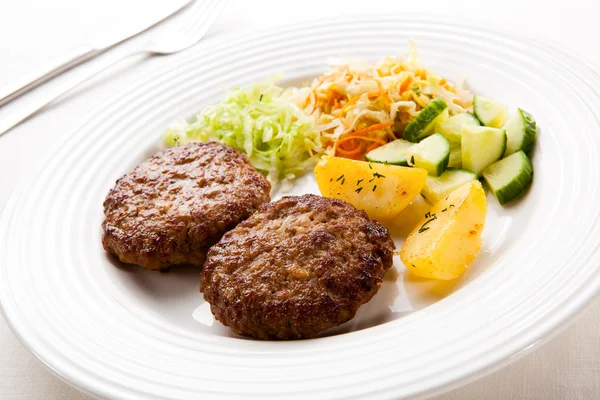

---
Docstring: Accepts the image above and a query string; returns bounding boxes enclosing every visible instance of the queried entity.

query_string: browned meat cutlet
[201,194,395,340]
[102,141,271,270]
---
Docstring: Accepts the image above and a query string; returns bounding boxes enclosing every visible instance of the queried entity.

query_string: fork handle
[0,44,102,107]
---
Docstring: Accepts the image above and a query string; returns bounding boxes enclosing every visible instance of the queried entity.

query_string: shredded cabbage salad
[163,79,323,183]
[286,42,474,159]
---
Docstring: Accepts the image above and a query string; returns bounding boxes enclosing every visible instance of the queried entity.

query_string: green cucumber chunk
[403,98,448,142]
[473,95,509,128]
[365,139,413,166]
[503,108,536,157]
[436,112,481,168]
[421,168,478,204]
[448,145,462,168]
[436,112,481,143]
[483,150,533,205]
[461,125,507,176]
[407,133,450,177]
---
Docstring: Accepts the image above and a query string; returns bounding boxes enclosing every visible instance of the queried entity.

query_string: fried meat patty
[102,141,271,270]
[201,194,395,339]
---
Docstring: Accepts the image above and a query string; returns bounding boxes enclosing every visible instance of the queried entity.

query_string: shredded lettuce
[163,79,323,184]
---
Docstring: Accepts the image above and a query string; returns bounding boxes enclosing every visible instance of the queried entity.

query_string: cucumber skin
[466,112,482,126]
[483,151,533,205]
[504,109,537,157]
[433,152,450,177]
[365,155,409,166]
[365,139,412,166]
[365,154,408,167]
[403,98,448,143]
[519,109,537,155]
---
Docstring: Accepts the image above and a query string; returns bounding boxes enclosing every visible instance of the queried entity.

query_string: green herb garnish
[418,213,437,233]
[372,172,386,179]
[336,174,344,182]
[355,187,363,194]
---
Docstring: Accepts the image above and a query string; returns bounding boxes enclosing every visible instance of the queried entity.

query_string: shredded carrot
[336,145,363,157]
[347,121,394,137]
[400,76,413,93]
[338,136,387,146]
[439,78,446,86]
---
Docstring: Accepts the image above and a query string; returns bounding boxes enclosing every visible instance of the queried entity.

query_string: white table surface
[1,1,599,399]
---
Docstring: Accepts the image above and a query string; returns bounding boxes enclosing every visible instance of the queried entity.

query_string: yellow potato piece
[314,156,427,220]
[400,180,487,280]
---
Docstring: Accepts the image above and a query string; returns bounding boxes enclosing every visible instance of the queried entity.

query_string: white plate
[2,15,600,400]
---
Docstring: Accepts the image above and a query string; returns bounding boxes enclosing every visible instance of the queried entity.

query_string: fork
[0,0,225,137]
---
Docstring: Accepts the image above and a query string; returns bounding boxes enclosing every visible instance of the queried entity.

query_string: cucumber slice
[448,145,462,168]
[436,112,481,169]
[483,151,533,205]
[436,112,481,143]
[503,108,537,157]
[421,168,478,204]
[407,133,450,176]
[473,95,509,128]
[403,98,448,142]
[461,125,507,176]
[365,139,413,166]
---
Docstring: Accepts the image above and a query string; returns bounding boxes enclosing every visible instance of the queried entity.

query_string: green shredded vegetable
[163,79,323,183]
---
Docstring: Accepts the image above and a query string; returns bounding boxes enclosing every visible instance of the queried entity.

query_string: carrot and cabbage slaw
[287,42,474,159]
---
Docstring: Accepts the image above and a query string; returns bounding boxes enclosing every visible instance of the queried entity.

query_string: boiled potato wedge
[314,156,427,220]
[400,180,487,280]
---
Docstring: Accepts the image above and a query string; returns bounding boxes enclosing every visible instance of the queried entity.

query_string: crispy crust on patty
[201,194,395,339]
[102,141,270,270]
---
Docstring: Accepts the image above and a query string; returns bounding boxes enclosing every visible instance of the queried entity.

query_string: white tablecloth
[1,1,599,398]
